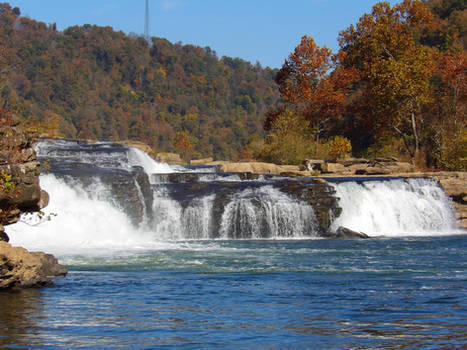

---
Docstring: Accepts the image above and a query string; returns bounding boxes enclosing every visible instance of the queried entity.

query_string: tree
[427,50,467,169]
[174,131,192,160]
[273,36,356,141]
[338,0,436,161]
[275,35,332,104]
[260,109,315,165]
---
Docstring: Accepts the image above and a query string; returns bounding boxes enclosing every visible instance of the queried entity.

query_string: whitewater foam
[330,178,459,237]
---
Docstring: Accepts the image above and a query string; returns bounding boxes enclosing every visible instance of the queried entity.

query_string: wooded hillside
[261,0,466,170]
[0,3,279,160]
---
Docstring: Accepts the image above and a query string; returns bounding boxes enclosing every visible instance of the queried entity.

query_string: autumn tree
[275,35,332,104]
[427,50,467,169]
[174,131,192,160]
[271,35,356,145]
[338,0,436,162]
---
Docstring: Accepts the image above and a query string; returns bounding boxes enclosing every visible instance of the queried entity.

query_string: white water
[219,186,318,239]
[330,178,459,237]
[127,148,175,175]
[7,175,157,255]
[7,176,318,254]
[7,141,464,255]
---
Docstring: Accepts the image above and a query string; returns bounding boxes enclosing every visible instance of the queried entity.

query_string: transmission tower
[144,0,150,42]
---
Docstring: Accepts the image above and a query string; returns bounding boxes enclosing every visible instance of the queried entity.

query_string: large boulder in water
[0,241,67,290]
[322,226,369,239]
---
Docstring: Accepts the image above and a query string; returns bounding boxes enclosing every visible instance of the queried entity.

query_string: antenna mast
[144,0,150,42]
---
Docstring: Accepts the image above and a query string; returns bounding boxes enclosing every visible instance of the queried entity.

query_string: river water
[1,236,466,349]
[1,140,466,348]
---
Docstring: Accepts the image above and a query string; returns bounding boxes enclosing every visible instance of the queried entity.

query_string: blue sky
[7,0,398,68]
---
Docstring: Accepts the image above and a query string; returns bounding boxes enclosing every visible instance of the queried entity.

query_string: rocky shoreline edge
[0,117,67,290]
[0,241,67,289]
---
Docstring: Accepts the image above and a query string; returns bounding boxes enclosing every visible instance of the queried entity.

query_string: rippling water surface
[1,236,466,349]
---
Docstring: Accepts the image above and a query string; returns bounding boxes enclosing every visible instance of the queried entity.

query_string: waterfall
[127,147,175,175]
[219,187,318,239]
[329,178,458,237]
[7,175,151,254]
[6,140,462,253]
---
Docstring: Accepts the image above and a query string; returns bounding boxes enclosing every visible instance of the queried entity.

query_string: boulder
[190,157,214,165]
[336,158,369,166]
[303,159,325,172]
[324,163,346,174]
[355,165,392,175]
[0,225,8,242]
[156,152,183,165]
[323,226,370,239]
[209,161,300,175]
[385,162,415,173]
[0,242,67,290]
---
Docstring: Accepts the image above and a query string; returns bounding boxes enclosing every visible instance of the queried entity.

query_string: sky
[7,0,399,69]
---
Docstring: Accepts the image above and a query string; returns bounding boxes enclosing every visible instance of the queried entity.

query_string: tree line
[0,3,279,160]
[0,1,465,169]
[259,0,465,170]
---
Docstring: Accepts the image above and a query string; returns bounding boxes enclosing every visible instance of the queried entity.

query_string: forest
[0,2,279,160]
[261,0,466,170]
[0,0,465,169]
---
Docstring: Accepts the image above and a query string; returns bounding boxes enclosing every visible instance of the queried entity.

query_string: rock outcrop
[0,241,67,289]
[322,226,370,239]
[0,115,48,241]
[207,161,300,175]
[304,157,414,175]
[278,178,342,233]
[0,113,66,289]
[155,152,183,165]
[190,157,214,165]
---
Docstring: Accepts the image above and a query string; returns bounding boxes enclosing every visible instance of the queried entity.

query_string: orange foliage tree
[271,36,356,143]
[338,0,436,161]
[174,131,192,160]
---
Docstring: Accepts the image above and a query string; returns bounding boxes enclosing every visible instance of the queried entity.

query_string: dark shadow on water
[0,288,46,348]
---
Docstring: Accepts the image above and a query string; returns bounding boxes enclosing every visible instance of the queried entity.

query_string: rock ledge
[0,242,67,290]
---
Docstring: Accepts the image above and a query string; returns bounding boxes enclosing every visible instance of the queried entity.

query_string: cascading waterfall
[7,175,151,254]
[219,187,318,239]
[329,178,458,236]
[6,139,462,253]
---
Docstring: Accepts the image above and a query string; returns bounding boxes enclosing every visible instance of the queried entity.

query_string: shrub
[328,136,352,160]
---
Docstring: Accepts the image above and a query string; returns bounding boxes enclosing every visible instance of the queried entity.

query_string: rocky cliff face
[0,115,45,237]
[0,113,67,289]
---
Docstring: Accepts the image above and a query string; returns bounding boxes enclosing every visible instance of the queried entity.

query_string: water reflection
[0,289,45,348]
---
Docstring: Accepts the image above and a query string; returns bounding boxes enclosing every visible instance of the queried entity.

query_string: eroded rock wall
[0,114,66,289]
[0,116,47,238]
